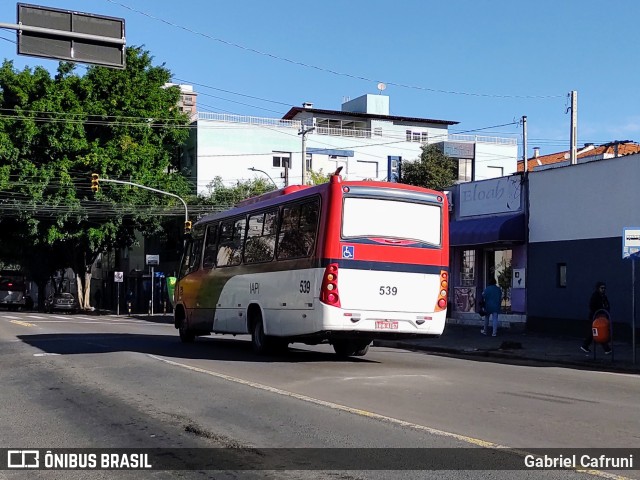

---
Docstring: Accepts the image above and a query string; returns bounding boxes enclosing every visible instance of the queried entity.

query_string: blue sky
[1,0,638,158]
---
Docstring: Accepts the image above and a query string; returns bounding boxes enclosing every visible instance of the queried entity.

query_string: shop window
[461,250,475,286]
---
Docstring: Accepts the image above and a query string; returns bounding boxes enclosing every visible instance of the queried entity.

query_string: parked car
[45,293,79,314]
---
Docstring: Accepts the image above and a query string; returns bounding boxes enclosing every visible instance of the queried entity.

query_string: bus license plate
[375,320,398,330]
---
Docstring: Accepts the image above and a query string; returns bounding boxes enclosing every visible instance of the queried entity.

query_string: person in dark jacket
[581,281,611,354]
[480,278,502,337]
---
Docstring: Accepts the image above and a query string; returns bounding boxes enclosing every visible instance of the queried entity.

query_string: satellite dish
[377,82,386,93]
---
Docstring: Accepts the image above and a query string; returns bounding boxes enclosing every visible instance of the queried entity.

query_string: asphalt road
[0,311,638,480]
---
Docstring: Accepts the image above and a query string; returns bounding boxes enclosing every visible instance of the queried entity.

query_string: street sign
[15,3,126,69]
[622,227,640,259]
[146,255,159,266]
[114,271,124,283]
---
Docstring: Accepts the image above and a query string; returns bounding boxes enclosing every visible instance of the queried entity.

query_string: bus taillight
[320,263,341,307]
[435,270,448,312]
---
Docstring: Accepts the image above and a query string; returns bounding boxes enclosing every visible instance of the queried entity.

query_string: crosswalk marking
[10,319,35,327]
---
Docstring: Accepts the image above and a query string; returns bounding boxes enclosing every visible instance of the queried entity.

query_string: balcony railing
[314,126,372,138]
[448,134,518,145]
[194,112,518,145]
[195,112,300,129]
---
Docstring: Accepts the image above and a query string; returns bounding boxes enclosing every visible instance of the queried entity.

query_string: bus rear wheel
[178,321,195,343]
[251,315,270,354]
[333,340,371,358]
[353,341,371,357]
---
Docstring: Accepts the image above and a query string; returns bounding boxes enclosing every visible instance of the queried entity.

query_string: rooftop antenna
[377,82,386,94]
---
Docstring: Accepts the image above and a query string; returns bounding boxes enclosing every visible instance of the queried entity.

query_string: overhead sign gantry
[0,3,126,69]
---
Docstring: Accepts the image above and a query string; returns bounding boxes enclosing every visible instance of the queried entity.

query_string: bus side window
[217,218,246,267]
[300,199,320,256]
[189,238,203,272]
[276,198,319,259]
[244,210,277,264]
[202,223,219,269]
[277,205,301,260]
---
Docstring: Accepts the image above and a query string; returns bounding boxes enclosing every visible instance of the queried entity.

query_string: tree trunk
[76,272,92,310]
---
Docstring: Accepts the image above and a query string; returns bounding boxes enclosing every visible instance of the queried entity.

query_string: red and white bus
[174,175,449,357]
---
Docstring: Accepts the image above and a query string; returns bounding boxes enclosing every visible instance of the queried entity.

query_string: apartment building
[181,93,519,194]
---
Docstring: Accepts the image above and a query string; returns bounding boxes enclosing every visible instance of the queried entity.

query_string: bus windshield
[342,197,442,246]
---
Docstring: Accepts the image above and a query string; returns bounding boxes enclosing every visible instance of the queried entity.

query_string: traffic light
[184,220,192,235]
[91,173,99,192]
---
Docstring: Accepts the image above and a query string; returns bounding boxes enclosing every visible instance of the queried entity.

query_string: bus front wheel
[178,321,195,343]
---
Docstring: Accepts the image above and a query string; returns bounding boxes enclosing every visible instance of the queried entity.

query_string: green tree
[196,176,276,212]
[401,144,457,191]
[0,47,191,309]
[308,169,331,185]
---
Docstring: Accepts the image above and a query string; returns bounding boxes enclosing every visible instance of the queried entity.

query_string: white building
[181,93,518,194]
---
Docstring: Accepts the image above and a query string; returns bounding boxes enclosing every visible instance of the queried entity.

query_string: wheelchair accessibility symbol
[342,245,355,259]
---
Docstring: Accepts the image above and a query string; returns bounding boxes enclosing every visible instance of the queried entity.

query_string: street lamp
[248,167,278,188]
[298,125,315,185]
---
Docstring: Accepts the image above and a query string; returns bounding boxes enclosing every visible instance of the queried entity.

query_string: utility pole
[284,159,289,187]
[298,125,315,185]
[522,115,528,173]
[569,90,578,165]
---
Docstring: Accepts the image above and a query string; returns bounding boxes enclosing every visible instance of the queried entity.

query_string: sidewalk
[374,322,639,374]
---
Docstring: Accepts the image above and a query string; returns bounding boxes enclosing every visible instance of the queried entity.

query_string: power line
[104,0,563,100]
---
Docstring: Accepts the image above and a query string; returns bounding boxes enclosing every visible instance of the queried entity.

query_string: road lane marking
[148,354,632,480]
[33,353,60,357]
[4,315,20,320]
[9,319,35,327]
[26,315,46,320]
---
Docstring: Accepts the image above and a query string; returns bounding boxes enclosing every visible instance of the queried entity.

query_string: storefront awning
[450,213,525,246]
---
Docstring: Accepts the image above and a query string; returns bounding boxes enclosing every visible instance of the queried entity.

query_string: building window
[461,250,475,286]
[487,166,504,178]
[374,127,382,136]
[458,158,472,182]
[557,263,567,288]
[421,132,428,143]
[406,130,412,141]
[273,152,291,168]
[305,153,312,172]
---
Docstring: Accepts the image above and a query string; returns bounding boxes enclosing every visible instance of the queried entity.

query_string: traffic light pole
[93,176,189,226]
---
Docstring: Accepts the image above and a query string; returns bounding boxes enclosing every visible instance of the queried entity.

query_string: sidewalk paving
[374,322,640,374]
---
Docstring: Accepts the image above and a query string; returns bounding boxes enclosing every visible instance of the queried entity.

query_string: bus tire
[333,340,356,358]
[251,316,270,354]
[353,341,371,357]
[178,321,195,343]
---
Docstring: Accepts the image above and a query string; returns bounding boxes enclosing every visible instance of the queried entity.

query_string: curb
[373,340,639,374]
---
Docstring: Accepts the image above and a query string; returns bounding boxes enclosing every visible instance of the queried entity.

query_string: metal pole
[0,22,126,45]
[522,116,528,173]
[569,91,578,165]
[633,257,637,364]
[298,125,315,185]
[150,265,154,316]
[301,130,307,185]
[98,178,188,224]
[247,167,277,188]
[117,282,120,316]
